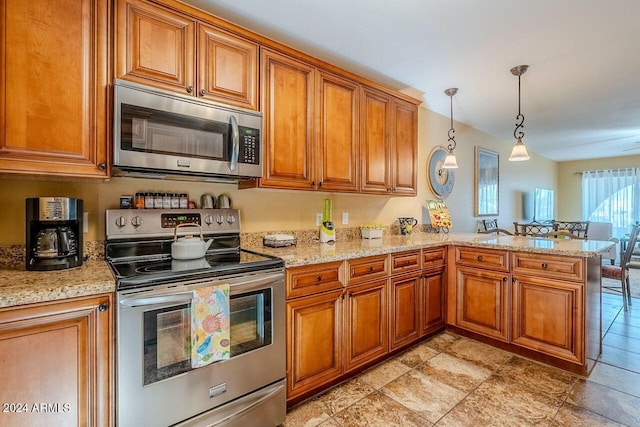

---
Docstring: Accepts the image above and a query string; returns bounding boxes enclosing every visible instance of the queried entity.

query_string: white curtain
[582,168,640,238]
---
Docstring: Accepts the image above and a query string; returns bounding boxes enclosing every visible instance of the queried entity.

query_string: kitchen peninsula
[0,232,614,411]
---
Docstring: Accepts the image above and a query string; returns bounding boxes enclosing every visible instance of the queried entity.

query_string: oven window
[142,289,272,386]
[121,104,228,160]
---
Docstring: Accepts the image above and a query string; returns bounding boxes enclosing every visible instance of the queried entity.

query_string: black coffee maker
[26,197,83,271]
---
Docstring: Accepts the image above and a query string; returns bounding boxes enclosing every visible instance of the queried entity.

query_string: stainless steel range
[106,209,285,427]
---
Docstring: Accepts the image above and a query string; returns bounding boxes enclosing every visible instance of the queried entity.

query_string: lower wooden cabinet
[286,289,343,400]
[421,266,446,336]
[0,294,113,427]
[389,271,421,350]
[455,266,510,342]
[344,279,388,372]
[511,275,584,364]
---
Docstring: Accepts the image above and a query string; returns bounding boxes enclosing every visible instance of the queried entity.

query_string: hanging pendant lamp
[442,87,459,169]
[509,65,531,162]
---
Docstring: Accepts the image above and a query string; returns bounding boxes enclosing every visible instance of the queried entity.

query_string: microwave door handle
[229,115,239,171]
[119,292,193,307]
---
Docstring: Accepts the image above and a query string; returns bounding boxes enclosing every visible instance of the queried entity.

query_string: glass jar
[179,193,188,209]
[144,192,154,209]
[162,193,171,210]
[170,193,180,209]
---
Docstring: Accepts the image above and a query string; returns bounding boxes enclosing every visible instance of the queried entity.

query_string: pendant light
[509,65,531,162]
[442,87,459,169]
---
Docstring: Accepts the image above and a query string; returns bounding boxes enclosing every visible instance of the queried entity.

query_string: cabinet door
[345,279,388,372]
[512,276,584,364]
[286,290,343,401]
[116,0,195,94]
[360,86,392,194]
[421,267,446,336]
[455,266,510,342]
[391,99,418,195]
[1,0,109,177]
[389,271,421,349]
[260,49,315,189]
[198,23,258,110]
[0,294,112,427]
[316,71,359,192]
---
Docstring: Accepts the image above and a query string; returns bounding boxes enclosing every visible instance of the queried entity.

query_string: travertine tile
[333,391,431,427]
[587,362,640,397]
[358,357,411,390]
[417,352,492,393]
[551,402,625,426]
[284,399,331,427]
[314,378,375,415]
[443,337,513,371]
[567,379,640,426]
[423,331,460,352]
[380,369,466,423]
[396,340,440,368]
[443,373,562,426]
[495,356,577,399]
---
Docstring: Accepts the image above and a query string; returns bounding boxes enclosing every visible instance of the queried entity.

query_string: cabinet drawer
[455,246,509,271]
[422,247,446,269]
[346,255,389,285]
[512,252,584,282]
[286,261,344,298]
[391,250,421,274]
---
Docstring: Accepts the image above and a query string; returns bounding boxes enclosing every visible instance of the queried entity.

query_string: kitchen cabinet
[260,49,316,189]
[511,253,585,364]
[389,271,421,349]
[420,248,447,336]
[0,0,109,178]
[0,294,113,427]
[360,86,418,195]
[116,0,258,109]
[344,279,388,372]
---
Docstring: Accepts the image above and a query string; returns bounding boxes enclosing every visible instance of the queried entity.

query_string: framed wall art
[474,146,499,216]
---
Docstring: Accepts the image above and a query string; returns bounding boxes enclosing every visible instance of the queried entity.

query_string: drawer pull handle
[541,263,548,269]
[477,255,483,261]
[368,266,374,272]
[316,275,322,281]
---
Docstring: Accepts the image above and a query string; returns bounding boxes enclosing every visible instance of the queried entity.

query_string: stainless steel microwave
[113,80,262,182]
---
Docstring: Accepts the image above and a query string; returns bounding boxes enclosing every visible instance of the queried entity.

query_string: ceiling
[186,0,640,162]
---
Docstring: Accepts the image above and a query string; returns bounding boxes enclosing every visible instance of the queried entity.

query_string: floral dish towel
[191,283,230,368]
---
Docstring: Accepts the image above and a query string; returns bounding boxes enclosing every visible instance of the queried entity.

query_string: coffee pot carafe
[26,197,83,271]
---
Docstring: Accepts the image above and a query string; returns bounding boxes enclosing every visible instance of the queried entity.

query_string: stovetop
[105,209,283,290]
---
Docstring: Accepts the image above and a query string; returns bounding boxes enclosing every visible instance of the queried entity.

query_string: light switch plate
[342,212,349,225]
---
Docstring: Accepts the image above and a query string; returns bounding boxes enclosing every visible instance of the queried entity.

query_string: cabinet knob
[368,266,373,272]
[98,303,109,312]
[97,163,106,171]
[541,263,548,269]
[311,181,315,187]
[318,181,323,187]
[186,86,194,93]
[200,89,206,96]
[316,275,322,282]
[477,255,483,261]
[503,277,508,282]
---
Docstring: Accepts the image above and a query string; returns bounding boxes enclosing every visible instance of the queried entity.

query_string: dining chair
[552,220,590,239]
[513,221,554,236]
[602,223,640,311]
[477,219,514,235]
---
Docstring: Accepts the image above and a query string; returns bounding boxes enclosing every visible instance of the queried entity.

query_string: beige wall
[0,105,558,245]
[557,155,640,220]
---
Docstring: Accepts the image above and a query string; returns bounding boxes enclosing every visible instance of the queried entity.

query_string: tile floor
[284,292,640,426]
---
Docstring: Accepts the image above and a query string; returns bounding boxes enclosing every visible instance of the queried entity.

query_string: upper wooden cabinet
[0,0,109,178]
[260,49,315,189]
[360,86,418,195]
[116,0,259,109]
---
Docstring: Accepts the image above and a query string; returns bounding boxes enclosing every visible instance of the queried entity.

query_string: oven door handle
[119,292,193,307]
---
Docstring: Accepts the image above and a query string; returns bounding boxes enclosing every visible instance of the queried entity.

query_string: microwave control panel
[239,127,260,165]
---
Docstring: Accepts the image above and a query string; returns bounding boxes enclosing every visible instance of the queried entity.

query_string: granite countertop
[246,231,616,267]
[0,260,115,309]
[0,232,615,309]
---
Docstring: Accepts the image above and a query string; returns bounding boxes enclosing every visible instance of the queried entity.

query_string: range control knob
[204,215,214,225]
[216,215,225,225]
[131,216,143,227]
[227,215,236,224]
[115,216,127,228]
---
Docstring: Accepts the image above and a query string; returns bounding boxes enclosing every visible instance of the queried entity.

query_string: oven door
[116,269,285,427]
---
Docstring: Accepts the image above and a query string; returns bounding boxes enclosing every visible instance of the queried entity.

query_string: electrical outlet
[315,213,322,226]
[342,212,349,225]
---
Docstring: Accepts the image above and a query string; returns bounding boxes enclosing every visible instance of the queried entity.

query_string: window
[582,168,640,238]
[533,188,554,222]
